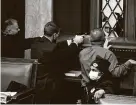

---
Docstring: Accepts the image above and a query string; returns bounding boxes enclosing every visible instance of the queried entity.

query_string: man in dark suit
[27,21,83,103]
[28,21,83,77]
[1,18,24,58]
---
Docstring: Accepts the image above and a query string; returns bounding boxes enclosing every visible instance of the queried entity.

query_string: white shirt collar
[43,35,52,42]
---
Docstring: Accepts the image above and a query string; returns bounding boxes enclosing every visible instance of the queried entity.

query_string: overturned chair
[1,57,38,104]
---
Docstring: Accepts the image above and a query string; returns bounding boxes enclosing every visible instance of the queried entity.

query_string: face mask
[89,71,101,80]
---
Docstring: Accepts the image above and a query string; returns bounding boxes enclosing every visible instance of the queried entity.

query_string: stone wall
[25,0,52,38]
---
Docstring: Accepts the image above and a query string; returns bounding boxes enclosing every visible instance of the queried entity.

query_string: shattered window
[101,0,124,38]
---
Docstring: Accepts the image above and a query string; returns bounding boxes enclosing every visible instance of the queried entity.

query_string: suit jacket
[25,36,56,77]
[30,36,56,60]
[27,37,80,77]
[1,33,40,58]
[40,40,81,78]
[54,41,81,70]
[1,33,25,58]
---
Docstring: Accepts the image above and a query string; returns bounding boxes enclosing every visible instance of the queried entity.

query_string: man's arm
[50,42,79,62]
[93,79,114,103]
[107,52,134,77]
[24,38,34,50]
[52,35,83,61]
[103,38,136,77]
[55,40,71,50]
[41,35,83,63]
[97,79,114,94]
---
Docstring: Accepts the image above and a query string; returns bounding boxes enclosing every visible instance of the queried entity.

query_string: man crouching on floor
[83,55,114,104]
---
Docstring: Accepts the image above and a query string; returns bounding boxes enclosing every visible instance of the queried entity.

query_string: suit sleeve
[107,52,132,77]
[24,38,34,50]
[55,41,70,49]
[52,42,79,61]
[97,80,114,94]
[41,41,80,65]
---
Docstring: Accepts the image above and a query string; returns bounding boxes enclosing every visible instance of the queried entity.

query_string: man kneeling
[83,55,114,104]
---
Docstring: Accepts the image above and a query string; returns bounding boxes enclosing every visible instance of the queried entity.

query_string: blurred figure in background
[1,18,24,58]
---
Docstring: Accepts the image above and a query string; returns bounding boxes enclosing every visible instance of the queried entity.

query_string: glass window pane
[102,0,124,38]
[109,0,117,10]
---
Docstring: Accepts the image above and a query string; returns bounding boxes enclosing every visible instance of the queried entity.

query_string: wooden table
[99,94,136,104]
